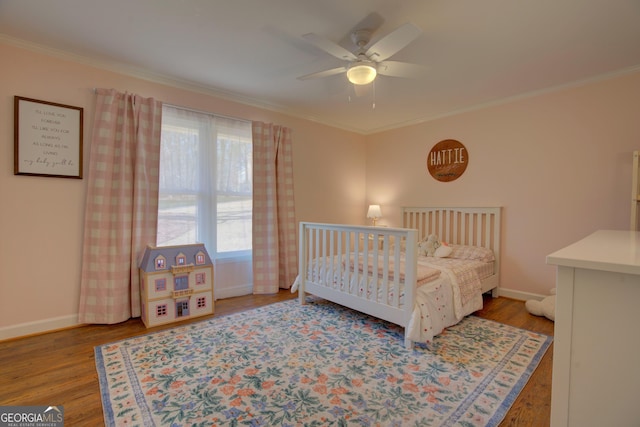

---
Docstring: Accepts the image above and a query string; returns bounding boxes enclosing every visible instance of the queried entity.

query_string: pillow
[448,244,495,262]
[417,234,441,256]
[434,244,453,258]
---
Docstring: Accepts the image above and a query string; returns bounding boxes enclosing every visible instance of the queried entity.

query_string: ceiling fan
[298,22,423,86]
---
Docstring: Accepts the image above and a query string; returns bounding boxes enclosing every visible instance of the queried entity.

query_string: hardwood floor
[0,292,553,426]
[476,295,555,427]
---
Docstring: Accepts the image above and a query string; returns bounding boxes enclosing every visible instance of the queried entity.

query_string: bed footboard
[298,222,418,348]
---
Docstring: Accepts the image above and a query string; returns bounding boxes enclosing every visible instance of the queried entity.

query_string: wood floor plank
[0,291,553,426]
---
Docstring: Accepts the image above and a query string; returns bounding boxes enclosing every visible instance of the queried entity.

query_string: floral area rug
[95,298,551,426]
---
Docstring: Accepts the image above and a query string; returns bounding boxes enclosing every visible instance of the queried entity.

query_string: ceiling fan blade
[376,61,427,79]
[365,22,422,62]
[302,33,357,61]
[297,66,347,80]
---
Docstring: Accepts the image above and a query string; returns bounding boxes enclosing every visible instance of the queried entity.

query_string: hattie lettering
[429,147,465,166]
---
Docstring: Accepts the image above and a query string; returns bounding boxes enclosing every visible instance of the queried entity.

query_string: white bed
[294,207,501,348]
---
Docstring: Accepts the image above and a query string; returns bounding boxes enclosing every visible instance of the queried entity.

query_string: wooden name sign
[427,139,468,182]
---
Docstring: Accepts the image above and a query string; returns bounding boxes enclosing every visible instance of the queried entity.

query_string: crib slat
[328,229,334,285]
[392,236,400,308]
[371,232,378,302]
[381,234,389,306]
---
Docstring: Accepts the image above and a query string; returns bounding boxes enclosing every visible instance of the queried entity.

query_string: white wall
[0,40,365,339]
[365,71,640,297]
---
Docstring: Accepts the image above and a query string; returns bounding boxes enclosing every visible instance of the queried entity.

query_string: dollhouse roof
[139,243,213,272]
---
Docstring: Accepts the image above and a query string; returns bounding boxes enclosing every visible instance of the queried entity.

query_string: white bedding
[409,257,485,342]
[293,253,489,343]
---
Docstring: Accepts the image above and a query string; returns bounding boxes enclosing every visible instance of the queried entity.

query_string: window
[195,272,206,285]
[197,297,206,309]
[156,304,167,317]
[176,253,186,265]
[155,278,167,292]
[174,275,189,291]
[195,252,205,265]
[157,105,252,260]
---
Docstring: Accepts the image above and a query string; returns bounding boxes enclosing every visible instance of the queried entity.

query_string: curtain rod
[92,88,252,125]
[163,103,252,125]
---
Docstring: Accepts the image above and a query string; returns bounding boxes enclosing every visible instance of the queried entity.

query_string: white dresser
[546,230,640,426]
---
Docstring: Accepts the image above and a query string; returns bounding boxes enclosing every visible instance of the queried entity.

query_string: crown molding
[3,33,639,136]
[365,64,640,134]
[0,34,365,134]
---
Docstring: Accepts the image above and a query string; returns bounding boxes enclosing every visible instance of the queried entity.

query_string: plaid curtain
[78,89,162,323]
[252,122,297,294]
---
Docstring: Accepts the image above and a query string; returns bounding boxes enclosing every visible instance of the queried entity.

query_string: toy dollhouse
[139,243,214,327]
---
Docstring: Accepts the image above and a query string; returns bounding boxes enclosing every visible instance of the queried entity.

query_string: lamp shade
[367,204,382,219]
[367,204,382,226]
[347,63,377,85]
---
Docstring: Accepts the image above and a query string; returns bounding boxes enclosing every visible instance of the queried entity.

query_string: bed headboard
[402,206,501,257]
[402,207,501,293]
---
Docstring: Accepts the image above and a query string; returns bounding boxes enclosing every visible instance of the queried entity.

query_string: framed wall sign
[426,139,468,182]
[14,96,83,179]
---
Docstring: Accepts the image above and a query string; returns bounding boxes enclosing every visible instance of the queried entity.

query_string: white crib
[296,207,501,348]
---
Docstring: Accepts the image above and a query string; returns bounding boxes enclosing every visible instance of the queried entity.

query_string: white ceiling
[1,0,639,134]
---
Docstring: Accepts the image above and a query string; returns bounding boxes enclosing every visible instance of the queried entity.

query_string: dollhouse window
[156,304,168,317]
[155,256,166,270]
[174,275,189,291]
[155,278,166,292]
[195,272,206,285]
[197,297,206,308]
[176,253,187,265]
[195,252,206,265]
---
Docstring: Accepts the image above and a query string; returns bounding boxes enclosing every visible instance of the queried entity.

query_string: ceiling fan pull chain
[372,80,376,109]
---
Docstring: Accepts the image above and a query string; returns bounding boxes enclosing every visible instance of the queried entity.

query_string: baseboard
[0,285,254,341]
[0,286,540,341]
[214,284,253,300]
[496,287,547,301]
[0,314,79,342]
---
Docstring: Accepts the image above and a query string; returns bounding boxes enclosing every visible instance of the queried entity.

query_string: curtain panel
[252,122,297,294]
[78,89,162,324]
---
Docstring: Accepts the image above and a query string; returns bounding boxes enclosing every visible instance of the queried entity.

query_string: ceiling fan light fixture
[347,63,377,85]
